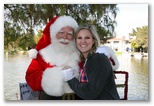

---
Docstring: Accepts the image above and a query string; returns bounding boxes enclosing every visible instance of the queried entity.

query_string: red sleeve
[25,54,53,91]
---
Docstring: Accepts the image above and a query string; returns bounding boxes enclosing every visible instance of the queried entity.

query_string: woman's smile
[76,29,94,59]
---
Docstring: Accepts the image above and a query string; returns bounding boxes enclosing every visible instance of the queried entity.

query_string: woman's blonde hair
[75,25,100,61]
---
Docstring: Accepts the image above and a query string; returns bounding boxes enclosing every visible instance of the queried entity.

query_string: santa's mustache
[59,38,70,43]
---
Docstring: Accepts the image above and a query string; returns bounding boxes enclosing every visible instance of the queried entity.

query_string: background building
[104,36,131,52]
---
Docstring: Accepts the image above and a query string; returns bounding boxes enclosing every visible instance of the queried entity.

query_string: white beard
[40,37,80,95]
[51,37,76,55]
[39,37,79,67]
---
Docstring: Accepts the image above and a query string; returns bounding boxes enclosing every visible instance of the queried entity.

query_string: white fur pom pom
[28,49,38,59]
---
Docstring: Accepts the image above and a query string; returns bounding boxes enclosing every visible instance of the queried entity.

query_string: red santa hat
[28,15,79,59]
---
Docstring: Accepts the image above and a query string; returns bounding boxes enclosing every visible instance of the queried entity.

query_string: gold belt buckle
[62,93,75,100]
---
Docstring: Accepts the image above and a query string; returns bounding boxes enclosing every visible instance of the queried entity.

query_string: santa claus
[25,16,80,100]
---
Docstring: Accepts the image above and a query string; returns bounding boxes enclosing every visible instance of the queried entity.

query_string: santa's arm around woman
[25,53,68,96]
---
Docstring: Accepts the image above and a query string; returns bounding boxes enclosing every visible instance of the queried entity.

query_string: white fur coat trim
[41,67,74,96]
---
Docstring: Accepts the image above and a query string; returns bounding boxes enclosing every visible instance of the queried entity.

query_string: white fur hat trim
[28,49,38,59]
[50,16,78,38]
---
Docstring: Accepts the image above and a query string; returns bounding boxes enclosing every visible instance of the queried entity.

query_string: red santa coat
[26,53,52,90]
[26,44,80,96]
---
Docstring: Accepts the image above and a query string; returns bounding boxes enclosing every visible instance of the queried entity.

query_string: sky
[115,4,148,38]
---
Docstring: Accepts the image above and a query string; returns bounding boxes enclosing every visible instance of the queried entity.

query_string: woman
[66,25,120,100]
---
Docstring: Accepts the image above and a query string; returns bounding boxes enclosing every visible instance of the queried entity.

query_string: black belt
[62,93,75,100]
[39,91,76,100]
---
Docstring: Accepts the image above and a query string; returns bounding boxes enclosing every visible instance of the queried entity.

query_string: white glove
[62,68,75,81]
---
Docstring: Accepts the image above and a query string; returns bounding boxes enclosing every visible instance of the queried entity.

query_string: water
[117,53,148,100]
[3,53,148,100]
[4,53,31,100]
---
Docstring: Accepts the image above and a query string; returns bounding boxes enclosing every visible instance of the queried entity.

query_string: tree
[34,30,43,44]
[129,25,148,52]
[4,21,22,52]
[4,4,118,52]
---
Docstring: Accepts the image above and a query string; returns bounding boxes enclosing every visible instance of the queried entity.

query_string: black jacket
[68,53,120,100]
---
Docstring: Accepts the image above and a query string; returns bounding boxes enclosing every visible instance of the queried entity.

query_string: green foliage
[34,30,43,44]
[129,26,148,51]
[17,33,36,50]
[4,4,118,52]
